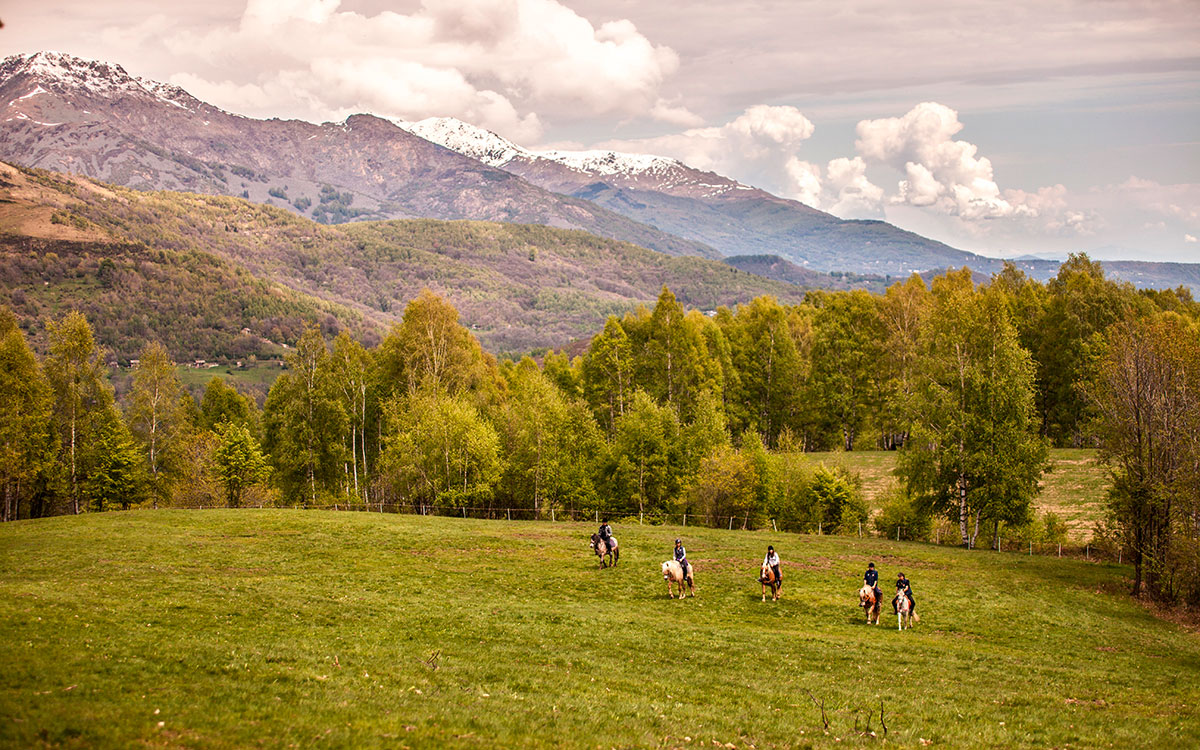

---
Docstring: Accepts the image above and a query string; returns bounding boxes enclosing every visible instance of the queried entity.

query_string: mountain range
[0,161,817,359]
[1,50,1197,290]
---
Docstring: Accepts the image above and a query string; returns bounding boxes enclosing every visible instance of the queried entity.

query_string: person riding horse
[863,562,883,606]
[598,518,615,550]
[761,545,781,589]
[674,539,689,580]
[892,572,915,614]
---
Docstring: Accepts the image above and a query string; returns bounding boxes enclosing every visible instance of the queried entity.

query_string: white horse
[661,560,695,599]
[896,589,914,630]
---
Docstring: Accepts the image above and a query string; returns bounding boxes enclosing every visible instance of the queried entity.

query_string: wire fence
[167,501,1125,564]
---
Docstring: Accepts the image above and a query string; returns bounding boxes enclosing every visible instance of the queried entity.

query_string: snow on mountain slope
[1,51,203,115]
[400,116,751,198]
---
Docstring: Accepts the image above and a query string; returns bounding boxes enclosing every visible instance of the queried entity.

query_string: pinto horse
[662,560,695,599]
[590,533,618,568]
[858,584,881,624]
[760,563,780,601]
[895,589,914,630]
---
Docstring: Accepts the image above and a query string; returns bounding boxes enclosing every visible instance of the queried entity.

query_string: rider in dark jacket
[864,562,883,604]
[674,539,689,579]
[892,572,915,613]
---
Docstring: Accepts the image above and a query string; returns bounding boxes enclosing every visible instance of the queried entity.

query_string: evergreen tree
[84,408,146,511]
[213,421,270,508]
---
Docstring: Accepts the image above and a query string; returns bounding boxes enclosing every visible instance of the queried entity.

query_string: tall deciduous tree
[262,325,347,506]
[376,289,496,398]
[1037,254,1146,444]
[878,274,931,449]
[329,331,375,500]
[0,310,56,521]
[199,376,259,434]
[724,296,803,446]
[897,269,1049,548]
[44,311,112,515]
[808,290,886,450]
[379,386,502,507]
[1087,313,1200,600]
[582,316,634,434]
[125,341,188,506]
[604,390,681,515]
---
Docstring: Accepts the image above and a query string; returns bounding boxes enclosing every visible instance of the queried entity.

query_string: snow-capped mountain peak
[399,116,689,180]
[535,149,683,178]
[1,51,200,112]
[398,116,531,168]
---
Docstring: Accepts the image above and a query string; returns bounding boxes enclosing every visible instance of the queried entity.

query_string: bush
[873,486,932,541]
[811,464,866,534]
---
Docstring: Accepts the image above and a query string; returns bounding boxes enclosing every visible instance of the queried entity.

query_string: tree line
[2,254,1197,603]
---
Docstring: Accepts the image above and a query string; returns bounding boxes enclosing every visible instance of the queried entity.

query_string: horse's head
[661,561,672,580]
[761,562,773,582]
[859,584,875,605]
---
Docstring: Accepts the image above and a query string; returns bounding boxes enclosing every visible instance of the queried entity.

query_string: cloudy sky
[4,0,1199,261]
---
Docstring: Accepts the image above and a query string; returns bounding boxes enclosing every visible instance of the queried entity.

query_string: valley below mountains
[0,162,809,360]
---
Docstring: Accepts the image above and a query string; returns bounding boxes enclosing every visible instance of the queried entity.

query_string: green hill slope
[793,449,1110,541]
[2,511,1195,748]
[1,164,810,357]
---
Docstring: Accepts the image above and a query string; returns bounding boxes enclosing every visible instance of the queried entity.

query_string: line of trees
[2,255,1198,603]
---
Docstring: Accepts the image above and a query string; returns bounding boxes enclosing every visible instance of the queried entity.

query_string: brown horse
[590,533,617,568]
[662,560,695,599]
[761,562,780,601]
[858,583,880,624]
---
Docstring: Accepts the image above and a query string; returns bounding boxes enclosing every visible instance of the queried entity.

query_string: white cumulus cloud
[150,0,680,141]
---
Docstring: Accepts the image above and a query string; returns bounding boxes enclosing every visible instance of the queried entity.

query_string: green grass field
[1,510,1195,748]
[796,449,1110,539]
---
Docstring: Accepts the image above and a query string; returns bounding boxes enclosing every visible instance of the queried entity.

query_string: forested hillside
[0,163,809,357]
[2,252,1197,602]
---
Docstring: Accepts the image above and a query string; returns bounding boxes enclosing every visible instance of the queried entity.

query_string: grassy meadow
[798,449,1110,540]
[1,509,1195,749]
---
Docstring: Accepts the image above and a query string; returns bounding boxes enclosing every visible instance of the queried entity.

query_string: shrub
[873,486,932,541]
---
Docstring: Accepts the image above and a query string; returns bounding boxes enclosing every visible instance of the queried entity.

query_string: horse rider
[761,545,781,588]
[598,517,615,549]
[863,562,883,605]
[892,572,915,614]
[674,539,690,580]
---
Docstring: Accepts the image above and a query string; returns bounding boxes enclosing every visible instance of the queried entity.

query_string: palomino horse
[858,584,880,624]
[661,560,695,599]
[760,563,780,601]
[590,533,618,568]
[895,590,915,630]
